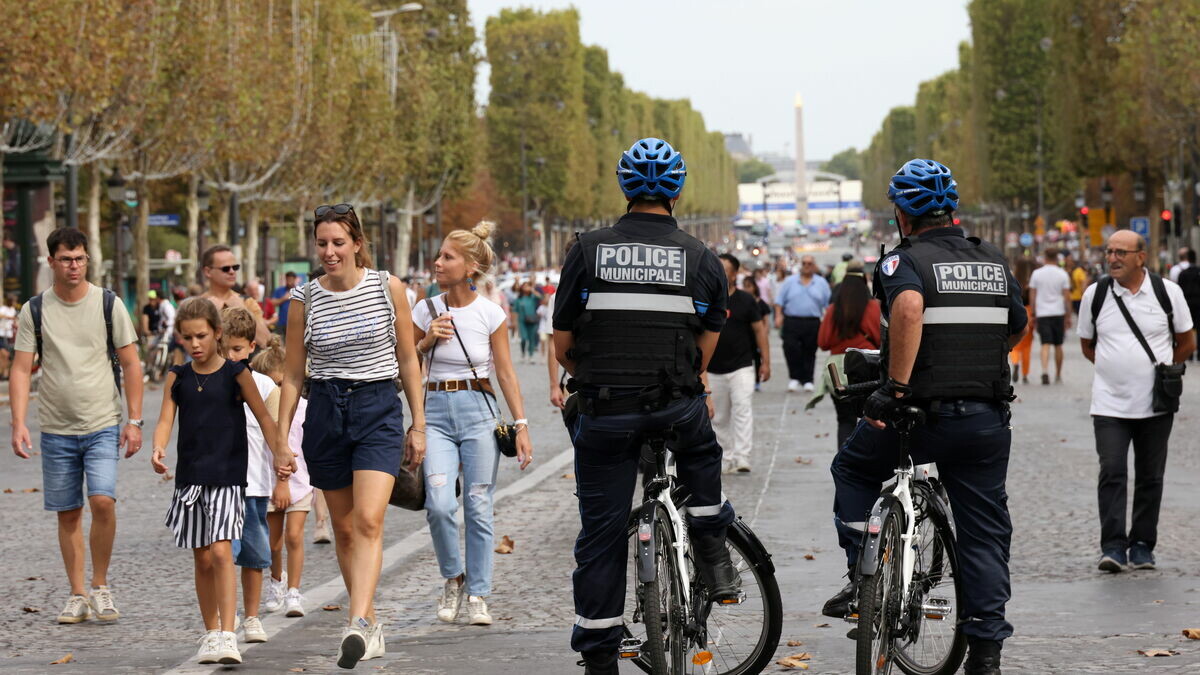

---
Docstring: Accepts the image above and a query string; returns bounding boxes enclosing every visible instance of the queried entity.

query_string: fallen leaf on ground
[22,606,39,613]
[495,535,515,554]
[1183,628,1200,640]
[2,488,11,493]
[22,487,39,493]
[777,652,812,668]
[1138,649,1179,657]
[794,457,813,465]
[50,653,73,665]
[804,554,815,560]
[786,639,804,646]
[322,604,341,611]
[24,576,42,581]
[561,473,574,479]
[814,623,830,628]
[498,616,513,621]
[289,669,305,672]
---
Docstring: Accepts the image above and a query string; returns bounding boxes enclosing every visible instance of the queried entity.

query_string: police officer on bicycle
[823,159,1027,675]
[553,138,740,675]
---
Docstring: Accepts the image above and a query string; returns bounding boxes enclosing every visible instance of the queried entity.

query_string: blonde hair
[220,306,256,344]
[444,220,496,283]
[250,335,286,375]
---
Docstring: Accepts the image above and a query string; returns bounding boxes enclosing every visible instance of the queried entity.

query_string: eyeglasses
[54,255,89,268]
[1104,248,1141,259]
[314,203,354,218]
[211,264,241,273]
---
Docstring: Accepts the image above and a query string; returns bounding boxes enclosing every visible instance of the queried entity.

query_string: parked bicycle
[142,330,172,383]
[829,366,966,675]
[620,430,782,675]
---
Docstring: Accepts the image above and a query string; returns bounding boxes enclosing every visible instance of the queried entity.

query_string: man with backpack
[1176,248,1200,361]
[1077,230,1195,572]
[9,228,143,624]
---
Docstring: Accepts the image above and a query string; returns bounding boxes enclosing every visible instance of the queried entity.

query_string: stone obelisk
[794,93,808,227]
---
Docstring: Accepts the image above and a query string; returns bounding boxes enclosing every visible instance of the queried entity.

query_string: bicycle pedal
[844,612,859,624]
[618,638,641,659]
[921,597,952,620]
[717,591,746,605]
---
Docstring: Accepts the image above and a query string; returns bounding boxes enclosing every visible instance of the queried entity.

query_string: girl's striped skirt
[164,485,245,549]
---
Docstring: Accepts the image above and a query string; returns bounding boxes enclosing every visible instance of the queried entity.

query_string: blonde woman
[277,204,426,668]
[412,220,532,626]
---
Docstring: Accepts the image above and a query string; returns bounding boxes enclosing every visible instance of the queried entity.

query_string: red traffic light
[1161,209,1172,221]
[1080,206,1089,215]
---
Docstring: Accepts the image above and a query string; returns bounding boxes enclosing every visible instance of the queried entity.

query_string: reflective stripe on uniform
[574,614,624,629]
[584,292,696,314]
[922,306,1008,325]
[687,492,727,517]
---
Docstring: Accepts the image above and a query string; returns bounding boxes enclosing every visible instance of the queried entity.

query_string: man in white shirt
[1169,245,1191,283]
[1077,230,1195,573]
[1028,249,1073,384]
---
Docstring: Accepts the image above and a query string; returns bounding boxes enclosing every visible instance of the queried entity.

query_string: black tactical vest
[570,225,708,392]
[877,231,1014,401]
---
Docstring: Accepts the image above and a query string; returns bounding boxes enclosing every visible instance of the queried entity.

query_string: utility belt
[914,398,1012,426]
[566,380,699,417]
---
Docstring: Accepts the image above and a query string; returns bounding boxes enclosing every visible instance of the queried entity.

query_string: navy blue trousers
[569,396,735,653]
[830,400,1014,642]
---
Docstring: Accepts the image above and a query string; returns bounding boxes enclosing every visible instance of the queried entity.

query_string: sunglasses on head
[314,203,354,218]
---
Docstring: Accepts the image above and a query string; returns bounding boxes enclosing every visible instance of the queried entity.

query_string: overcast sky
[466,0,971,161]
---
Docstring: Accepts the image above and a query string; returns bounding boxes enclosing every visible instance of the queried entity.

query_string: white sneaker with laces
[467,596,493,626]
[263,574,286,613]
[196,631,221,664]
[57,594,91,624]
[437,577,464,623]
[361,621,385,661]
[337,617,371,669]
[88,586,120,621]
[787,379,800,393]
[284,587,305,617]
[242,615,268,643]
[217,630,242,664]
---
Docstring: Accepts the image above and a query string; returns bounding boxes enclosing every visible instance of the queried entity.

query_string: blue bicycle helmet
[887,159,959,216]
[616,138,687,200]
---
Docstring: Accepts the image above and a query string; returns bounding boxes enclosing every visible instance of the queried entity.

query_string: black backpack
[29,288,123,395]
[1088,273,1175,348]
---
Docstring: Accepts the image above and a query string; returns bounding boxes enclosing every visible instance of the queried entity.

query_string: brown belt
[426,378,493,394]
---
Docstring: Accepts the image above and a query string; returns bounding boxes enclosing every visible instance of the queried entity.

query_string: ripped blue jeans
[423,389,501,597]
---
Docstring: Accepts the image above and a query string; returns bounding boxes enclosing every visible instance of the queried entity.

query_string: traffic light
[1079,206,1089,216]
[751,247,761,257]
[1161,209,1172,222]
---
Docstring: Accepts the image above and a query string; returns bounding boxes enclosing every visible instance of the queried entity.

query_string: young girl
[150,298,292,665]
[253,338,314,618]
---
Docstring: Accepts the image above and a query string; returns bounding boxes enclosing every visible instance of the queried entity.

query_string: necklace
[193,366,215,392]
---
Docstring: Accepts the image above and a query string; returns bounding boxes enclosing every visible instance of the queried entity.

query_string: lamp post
[106,169,135,297]
[1101,179,1114,227]
[195,181,211,281]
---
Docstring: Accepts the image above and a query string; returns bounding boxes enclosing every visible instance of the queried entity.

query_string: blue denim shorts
[302,379,405,491]
[233,496,271,569]
[41,425,120,511]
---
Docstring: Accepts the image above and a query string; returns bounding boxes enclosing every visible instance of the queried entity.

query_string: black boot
[578,648,619,675]
[691,529,741,601]
[821,577,858,618]
[964,638,1002,675]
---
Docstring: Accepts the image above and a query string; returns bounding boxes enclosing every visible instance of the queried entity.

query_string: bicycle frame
[636,440,693,613]
[859,457,920,604]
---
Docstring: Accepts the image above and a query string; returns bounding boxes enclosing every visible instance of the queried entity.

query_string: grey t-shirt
[15,285,136,435]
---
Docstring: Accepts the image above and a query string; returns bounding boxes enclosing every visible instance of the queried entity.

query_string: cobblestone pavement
[2,337,1200,673]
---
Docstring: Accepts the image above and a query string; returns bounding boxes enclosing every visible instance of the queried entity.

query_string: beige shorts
[267,491,313,514]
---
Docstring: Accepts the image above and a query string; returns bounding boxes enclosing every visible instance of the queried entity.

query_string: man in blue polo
[773,255,831,392]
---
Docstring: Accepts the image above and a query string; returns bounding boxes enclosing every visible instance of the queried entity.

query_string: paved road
[3,336,1200,673]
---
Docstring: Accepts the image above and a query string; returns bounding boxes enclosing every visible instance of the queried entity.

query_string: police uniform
[830,225,1027,643]
[554,211,735,654]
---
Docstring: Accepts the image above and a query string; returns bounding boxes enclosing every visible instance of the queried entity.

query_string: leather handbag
[388,299,437,511]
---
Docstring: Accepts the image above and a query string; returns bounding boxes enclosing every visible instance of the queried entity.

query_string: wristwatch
[128,419,144,428]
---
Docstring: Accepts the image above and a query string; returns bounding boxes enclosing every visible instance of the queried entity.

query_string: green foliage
[862,107,916,211]
[737,157,776,183]
[821,148,862,180]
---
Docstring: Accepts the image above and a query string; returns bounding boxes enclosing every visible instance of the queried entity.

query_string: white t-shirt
[1170,261,1191,283]
[1029,264,1071,317]
[158,299,176,334]
[0,304,16,339]
[412,294,507,381]
[1077,274,1193,419]
[244,370,279,497]
[538,293,555,335]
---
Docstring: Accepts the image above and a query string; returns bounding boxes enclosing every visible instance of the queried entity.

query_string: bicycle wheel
[893,487,966,675]
[631,503,685,674]
[685,520,783,675]
[857,510,903,675]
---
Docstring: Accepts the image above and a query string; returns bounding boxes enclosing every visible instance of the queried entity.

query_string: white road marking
[749,390,792,527]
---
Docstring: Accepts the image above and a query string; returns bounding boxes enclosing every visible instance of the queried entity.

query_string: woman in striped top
[276,204,426,669]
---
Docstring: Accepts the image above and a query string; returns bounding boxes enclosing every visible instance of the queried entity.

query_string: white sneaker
[787,379,800,393]
[57,594,91,624]
[803,382,814,392]
[467,596,493,626]
[284,587,305,617]
[337,618,370,669]
[242,615,268,643]
[262,575,286,613]
[436,577,464,623]
[361,621,385,661]
[196,630,221,664]
[313,520,332,544]
[735,458,752,473]
[88,586,120,621]
[217,630,242,664]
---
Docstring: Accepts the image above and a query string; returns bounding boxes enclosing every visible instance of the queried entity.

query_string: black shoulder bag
[1108,283,1185,414]
[442,298,519,458]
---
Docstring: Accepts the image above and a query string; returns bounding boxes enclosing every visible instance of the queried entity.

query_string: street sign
[1019,232,1034,248]
[1129,216,1150,238]
[148,213,180,227]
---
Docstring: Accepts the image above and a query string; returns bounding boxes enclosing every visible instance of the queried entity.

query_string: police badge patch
[881,255,900,277]
[932,262,1008,295]
[594,243,686,286]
